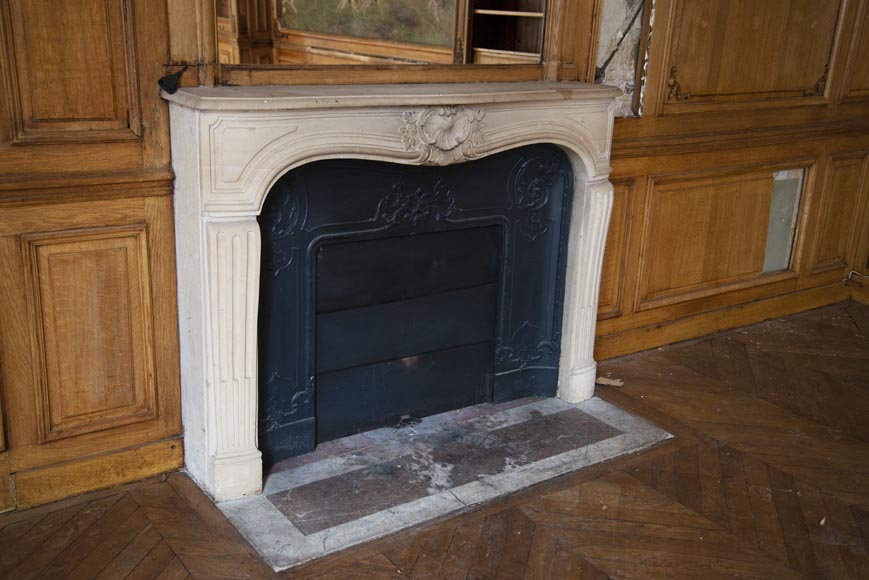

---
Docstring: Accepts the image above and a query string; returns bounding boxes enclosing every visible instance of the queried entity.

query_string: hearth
[164,82,620,501]
[258,145,574,465]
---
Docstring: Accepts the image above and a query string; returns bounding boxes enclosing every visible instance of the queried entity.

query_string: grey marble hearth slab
[218,396,672,572]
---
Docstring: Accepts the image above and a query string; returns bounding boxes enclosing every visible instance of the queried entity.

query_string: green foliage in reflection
[279,0,456,47]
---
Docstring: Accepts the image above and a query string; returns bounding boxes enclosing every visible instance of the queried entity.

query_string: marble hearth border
[219,396,672,571]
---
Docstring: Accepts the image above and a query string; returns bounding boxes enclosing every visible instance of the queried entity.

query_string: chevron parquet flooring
[1,302,867,579]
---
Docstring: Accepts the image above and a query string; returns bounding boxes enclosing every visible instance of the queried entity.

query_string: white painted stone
[165,82,620,501]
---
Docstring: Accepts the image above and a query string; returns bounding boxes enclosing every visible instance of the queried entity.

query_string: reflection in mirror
[215,0,547,66]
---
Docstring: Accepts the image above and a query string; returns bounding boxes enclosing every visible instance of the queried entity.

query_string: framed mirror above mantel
[172,0,600,86]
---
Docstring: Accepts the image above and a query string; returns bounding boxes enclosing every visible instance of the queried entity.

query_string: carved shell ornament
[400,105,486,165]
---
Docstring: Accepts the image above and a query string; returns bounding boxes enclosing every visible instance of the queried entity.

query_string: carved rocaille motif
[805,64,830,97]
[400,106,486,165]
[496,321,559,370]
[376,178,457,226]
[265,190,301,277]
[667,66,690,102]
[511,155,565,241]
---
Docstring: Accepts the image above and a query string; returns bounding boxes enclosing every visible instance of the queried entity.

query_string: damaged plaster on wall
[595,0,650,117]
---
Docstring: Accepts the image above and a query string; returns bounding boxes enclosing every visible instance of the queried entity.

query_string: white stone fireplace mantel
[164,82,621,502]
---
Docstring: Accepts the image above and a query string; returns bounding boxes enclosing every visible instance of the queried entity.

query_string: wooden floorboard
[0,301,866,579]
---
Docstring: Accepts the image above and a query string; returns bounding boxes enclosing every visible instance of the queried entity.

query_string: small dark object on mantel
[158,65,188,95]
[395,415,422,429]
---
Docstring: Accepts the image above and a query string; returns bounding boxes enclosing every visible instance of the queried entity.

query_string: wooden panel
[23,226,156,443]
[14,439,182,509]
[3,0,138,142]
[639,172,774,307]
[0,475,12,513]
[855,281,869,304]
[660,0,842,112]
[0,197,180,473]
[843,0,869,101]
[0,391,5,453]
[811,156,867,272]
[0,454,11,513]
[598,181,632,319]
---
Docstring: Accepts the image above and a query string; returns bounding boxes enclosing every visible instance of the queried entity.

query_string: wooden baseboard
[0,475,14,514]
[594,283,850,360]
[13,438,183,510]
[852,279,869,304]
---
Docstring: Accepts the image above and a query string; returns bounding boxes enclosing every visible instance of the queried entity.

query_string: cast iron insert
[315,226,500,442]
[258,144,574,466]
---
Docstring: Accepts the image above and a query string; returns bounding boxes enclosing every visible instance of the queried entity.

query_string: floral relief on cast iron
[265,190,302,277]
[261,372,313,432]
[509,155,564,241]
[376,178,457,226]
[496,321,559,371]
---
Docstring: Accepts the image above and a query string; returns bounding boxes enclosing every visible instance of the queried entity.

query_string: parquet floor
[1,301,867,579]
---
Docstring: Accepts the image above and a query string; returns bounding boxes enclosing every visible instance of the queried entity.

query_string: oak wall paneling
[612,0,869,150]
[0,197,181,475]
[847,152,869,275]
[638,171,776,308]
[591,0,869,359]
[3,0,139,143]
[652,0,845,115]
[597,179,634,319]
[167,0,217,86]
[810,154,868,274]
[842,0,869,102]
[597,127,869,358]
[22,226,157,444]
[0,0,179,510]
[0,382,5,453]
[0,455,12,513]
[0,0,171,179]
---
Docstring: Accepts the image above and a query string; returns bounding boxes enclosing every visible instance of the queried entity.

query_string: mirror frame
[167,0,601,86]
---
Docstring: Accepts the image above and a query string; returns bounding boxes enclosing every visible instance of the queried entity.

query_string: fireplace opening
[258,144,574,467]
[315,226,500,442]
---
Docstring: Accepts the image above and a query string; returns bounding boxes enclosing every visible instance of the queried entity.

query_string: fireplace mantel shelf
[163,82,621,112]
[165,81,620,501]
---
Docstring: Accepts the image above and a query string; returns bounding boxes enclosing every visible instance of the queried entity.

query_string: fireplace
[165,82,619,501]
[258,145,574,465]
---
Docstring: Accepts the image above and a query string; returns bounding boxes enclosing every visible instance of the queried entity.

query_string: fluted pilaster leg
[558,178,614,403]
[204,218,262,500]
